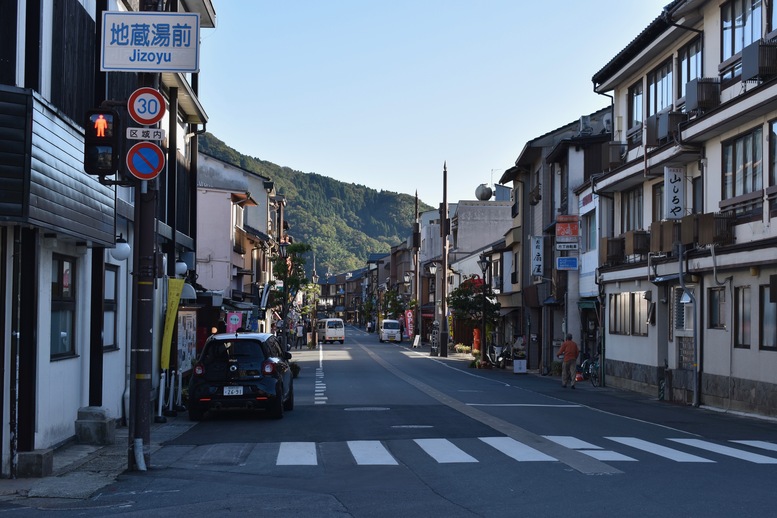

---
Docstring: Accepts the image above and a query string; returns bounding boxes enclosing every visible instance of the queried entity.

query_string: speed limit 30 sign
[128,87,166,125]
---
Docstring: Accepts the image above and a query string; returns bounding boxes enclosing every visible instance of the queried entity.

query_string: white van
[379,319,402,343]
[317,318,345,344]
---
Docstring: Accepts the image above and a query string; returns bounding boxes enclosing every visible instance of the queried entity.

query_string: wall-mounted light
[428,263,438,276]
[110,234,131,261]
[175,260,188,277]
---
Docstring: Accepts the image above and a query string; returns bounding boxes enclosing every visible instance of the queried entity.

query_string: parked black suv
[188,332,294,420]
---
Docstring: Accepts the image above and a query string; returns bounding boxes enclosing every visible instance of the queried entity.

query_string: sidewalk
[0,414,195,501]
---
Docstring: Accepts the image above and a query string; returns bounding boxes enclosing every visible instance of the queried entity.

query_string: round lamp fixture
[110,235,131,261]
[175,260,188,277]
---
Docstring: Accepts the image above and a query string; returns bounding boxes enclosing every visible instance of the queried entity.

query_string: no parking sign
[126,141,165,180]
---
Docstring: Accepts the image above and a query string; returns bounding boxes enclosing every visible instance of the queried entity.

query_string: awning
[499,308,519,317]
[543,296,562,305]
[577,299,598,309]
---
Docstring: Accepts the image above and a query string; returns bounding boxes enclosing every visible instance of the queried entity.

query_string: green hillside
[199,132,432,275]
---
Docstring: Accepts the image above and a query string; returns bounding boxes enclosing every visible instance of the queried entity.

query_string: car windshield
[201,339,266,364]
[383,322,400,330]
[327,321,343,329]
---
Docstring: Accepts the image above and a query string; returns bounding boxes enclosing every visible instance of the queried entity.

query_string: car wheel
[283,380,295,411]
[269,383,284,419]
[188,403,205,421]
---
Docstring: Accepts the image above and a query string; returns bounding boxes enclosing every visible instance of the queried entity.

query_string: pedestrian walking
[295,322,304,350]
[557,333,579,388]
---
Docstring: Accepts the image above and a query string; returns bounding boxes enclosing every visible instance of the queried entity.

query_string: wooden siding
[51,0,95,123]
[29,93,115,245]
[0,86,32,219]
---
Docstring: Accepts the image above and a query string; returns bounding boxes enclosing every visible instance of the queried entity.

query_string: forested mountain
[199,133,432,275]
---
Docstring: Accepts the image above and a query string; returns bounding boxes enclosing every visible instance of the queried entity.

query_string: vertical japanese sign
[404,309,414,338]
[101,11,200,73]
[664,166,686,220]
[531,236,543,277]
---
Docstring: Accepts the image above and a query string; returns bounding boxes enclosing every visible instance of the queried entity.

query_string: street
[5,325,776,516]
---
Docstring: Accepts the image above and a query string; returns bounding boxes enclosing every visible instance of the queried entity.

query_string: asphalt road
[5,325,776,516]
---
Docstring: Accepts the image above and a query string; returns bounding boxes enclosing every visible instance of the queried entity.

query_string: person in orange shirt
[557,333,579,389]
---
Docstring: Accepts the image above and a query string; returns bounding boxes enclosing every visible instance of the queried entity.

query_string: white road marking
[277,442,317,465]
[414,438,478,463]
[669,438,777,464]
[606,437,714,462]
[479,436,556,461]
[731,440,777,452]
[347,440,398,465]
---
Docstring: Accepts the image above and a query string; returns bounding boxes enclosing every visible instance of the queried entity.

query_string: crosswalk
[185,435,777,469]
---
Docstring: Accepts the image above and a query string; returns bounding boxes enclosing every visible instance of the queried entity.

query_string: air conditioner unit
[650,221,664,253]
[657,111,687,141]
[698,212,735,246]
[742,39,777,82]
[685,78,720,112]
[601,141,626,169]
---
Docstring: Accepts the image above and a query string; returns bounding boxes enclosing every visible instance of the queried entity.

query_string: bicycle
[588,356,601,387]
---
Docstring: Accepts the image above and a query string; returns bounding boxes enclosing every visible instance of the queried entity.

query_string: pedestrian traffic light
[83,109,121,176]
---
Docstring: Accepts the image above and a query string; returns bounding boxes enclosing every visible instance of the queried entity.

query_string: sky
[198,1,669,207]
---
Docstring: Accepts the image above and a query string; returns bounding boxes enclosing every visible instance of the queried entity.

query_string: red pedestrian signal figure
[94,114,109,137]
[84,109,120,176]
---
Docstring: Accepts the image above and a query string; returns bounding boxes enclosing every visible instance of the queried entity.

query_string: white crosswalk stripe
[414,438,478,463]
[544,435,637,462]
[669,438,777,464]
[277,442,317,465]
[730,440,777,453]
[479,436,556,462]
[347,440,398,465]
[606,437,715,462]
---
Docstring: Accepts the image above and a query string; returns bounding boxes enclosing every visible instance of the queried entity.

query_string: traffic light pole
[128,68,159,470]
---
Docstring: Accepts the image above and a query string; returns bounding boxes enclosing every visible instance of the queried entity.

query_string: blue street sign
[556,256,579,271]
[126,141,165,180]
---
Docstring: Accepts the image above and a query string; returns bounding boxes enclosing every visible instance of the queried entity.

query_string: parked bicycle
[580,355,601,387]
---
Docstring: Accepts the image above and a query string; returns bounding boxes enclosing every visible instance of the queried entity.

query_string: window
[652,183,664,223]
[708,287,727,329]
[721,0,763,81]
[632,292,649,336]
[609,293,629,335]
[735,286,751,348]
[621,186,643,232]
[770,120,777,214]
[760,285,777,349]
[51,254,76,358]
[583,211,596,252]
[722,126,763,218]
[104,265,118,349]
[628,81,643,130]
[647,60,673,116]
[627,81,644,148]
[609,291,648,336]
[678,37,703,100]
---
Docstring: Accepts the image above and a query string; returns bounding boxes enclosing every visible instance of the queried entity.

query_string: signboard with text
[555,215,579,242]
[531,236,543,276]
[664,166,686,220]
[101,11,200,72]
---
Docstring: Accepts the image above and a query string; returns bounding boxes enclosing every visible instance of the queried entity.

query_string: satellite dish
[475,184,493,201]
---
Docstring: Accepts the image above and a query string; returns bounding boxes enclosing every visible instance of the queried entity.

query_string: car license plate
[224,386,243,396]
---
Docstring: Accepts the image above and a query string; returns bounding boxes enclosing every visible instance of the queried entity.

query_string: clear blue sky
[198,1,668,207]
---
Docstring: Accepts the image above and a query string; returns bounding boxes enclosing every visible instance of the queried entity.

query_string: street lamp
[478,254,491,363]
[312,272,319,347]
[428,262,439,355]
[278,241,289,350]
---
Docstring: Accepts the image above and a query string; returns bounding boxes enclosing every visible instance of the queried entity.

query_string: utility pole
[129,0,160,472]
[440,162,449,357]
